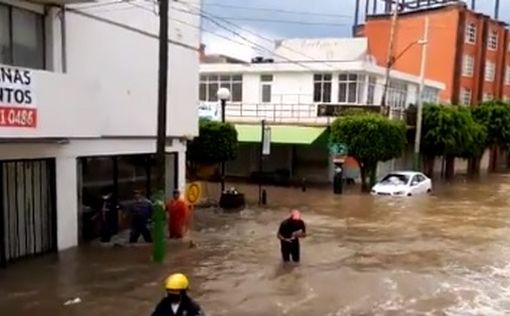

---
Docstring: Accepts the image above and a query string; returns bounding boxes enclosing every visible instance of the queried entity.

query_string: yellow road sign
[185,182,201,205]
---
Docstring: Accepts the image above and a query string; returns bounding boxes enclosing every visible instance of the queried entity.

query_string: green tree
[421,104,486,178]
[187,119,238,177]
[330,113,407,192]
[471,100,510,172]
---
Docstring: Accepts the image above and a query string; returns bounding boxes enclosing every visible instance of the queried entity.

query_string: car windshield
[380,174,410,185]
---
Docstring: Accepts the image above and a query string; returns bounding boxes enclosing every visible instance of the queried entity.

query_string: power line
[200,3,351,19]
[204,17,347,27]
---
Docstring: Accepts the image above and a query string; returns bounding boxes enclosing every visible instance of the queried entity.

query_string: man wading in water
[277,210,307,263]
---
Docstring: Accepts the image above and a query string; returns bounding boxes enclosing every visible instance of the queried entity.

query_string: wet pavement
[3,175,510,315]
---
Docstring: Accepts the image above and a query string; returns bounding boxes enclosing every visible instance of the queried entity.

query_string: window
[387,80,408,109]
[485,61,495,82]
[483,93,494,102]
[505,66,510,85]
[199,74,243,102]
[0,4,45,69]
[465,22,477,44]
[338,73,365,104]
[460,88,472,105]
[367,76,377,105]
[313,74,332,103]
[260,74,273,103]
[422,87,439,103]
[488,30,498,50]
[462,54,474,77]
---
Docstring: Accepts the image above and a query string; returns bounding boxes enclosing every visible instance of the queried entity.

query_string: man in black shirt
[277,210,307,263]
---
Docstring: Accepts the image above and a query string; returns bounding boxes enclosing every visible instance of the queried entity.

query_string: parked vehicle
[371,171,432,197]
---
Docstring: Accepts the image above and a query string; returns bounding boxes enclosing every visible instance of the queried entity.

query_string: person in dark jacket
[96,188,120,243]
[152,273,203,316]
[277,210,307,263]
[128,190,153,243]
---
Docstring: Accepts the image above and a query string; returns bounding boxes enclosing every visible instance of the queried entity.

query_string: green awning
[235,124,327,145]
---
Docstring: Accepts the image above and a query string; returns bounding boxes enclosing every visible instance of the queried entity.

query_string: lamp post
[413,16,430,171]
[217,88,231,192]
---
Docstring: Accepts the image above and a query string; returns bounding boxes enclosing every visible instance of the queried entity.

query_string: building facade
[360,1,509,105]
[200,38,444,184]
[0,0,200,265]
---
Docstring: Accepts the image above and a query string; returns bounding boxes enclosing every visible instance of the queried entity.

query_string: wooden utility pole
[380,0,400,114]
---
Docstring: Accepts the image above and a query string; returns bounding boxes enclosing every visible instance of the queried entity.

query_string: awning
[235,124,327,145]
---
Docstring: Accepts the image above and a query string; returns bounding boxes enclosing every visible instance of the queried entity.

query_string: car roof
[386,171,423,176]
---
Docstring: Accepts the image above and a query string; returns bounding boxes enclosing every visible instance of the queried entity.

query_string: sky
[199,0,510,61]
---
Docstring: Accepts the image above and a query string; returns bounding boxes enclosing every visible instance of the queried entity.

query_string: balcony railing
[200,101,415,126]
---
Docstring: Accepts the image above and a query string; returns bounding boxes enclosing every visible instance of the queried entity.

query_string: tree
[330,113,407,192]
[421,104,486,178]
[187,119,238,178]
[471,101,510,172]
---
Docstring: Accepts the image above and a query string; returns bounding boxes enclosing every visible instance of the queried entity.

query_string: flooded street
[3,175,510,315]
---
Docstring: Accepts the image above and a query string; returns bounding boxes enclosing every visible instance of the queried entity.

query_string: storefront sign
[0,66,36,128]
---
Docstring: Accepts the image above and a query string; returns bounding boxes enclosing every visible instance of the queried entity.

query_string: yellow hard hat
[164,273,189,291]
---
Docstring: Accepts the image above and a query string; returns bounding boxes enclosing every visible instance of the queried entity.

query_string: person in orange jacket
[166,190,189,239]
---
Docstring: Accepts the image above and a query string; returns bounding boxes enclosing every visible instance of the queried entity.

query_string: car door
[410,175,421,194]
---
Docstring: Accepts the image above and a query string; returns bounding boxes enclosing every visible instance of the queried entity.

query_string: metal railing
[224,103,331,125]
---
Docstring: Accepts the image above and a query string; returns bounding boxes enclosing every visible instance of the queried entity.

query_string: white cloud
[201,27,282,61]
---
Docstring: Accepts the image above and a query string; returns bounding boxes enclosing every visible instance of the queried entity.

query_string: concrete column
[177,148,187,191]
[165,153,177,199]
[55,156,78,250]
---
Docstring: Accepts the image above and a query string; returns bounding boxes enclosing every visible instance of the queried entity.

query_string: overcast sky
[200,0,510,61]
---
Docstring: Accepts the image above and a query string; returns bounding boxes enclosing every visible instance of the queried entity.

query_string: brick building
[358,1,509,105]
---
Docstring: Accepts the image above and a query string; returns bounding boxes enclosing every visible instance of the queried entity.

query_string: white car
[371,171,432,197]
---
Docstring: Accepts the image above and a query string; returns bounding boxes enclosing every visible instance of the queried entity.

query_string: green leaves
[187,119,239,164]
[330,113,407,166]
[471,101,510,150]
[422,104,487,159]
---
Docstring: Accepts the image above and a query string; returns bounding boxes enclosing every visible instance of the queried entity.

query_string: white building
[200,38,445,184]
[0,0,200,265]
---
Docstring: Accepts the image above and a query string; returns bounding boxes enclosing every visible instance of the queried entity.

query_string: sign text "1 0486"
[0,107,37,127]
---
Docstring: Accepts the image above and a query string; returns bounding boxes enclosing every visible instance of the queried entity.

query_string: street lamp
[217,87,231,192]
[413,16,430,171]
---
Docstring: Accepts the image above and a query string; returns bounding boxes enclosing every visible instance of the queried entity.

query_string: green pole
[152,190,166,263]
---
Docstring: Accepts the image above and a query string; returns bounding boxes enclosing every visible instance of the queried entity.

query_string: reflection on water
[3,175,510,315]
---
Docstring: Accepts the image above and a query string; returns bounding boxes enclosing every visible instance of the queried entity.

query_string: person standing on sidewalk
[166,190,190,239]
[277,210,307,263]
[128,190,153,243]
[152,273,203,316]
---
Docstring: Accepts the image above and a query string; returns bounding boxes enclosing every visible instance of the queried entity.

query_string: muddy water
[2,176,510,315]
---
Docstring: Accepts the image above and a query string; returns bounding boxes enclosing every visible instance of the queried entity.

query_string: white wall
[1,0,200,139]
[64,0,200,138]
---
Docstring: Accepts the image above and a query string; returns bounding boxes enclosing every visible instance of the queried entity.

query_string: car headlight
[394,191,406,195]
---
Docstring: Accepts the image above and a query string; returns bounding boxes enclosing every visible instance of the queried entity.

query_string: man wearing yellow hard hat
[152,273,203,316]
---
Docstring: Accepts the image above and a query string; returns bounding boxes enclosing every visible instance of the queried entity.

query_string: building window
[313,73,332,103]
[465,22,477,44]
[460,88,472,105]
[260,74,273,103]
[462,54,474,77]
[422,87,439,103]
[483,93,494,102]
[387,80,407,109]
[0,4,45,69]
[199,74,243,102]
[367,76,377,105]
[505,66,510,85]
[338,74,365,104]
[488,30,498,50]
[485,61,496,82]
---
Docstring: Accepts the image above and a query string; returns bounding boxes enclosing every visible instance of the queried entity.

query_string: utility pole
[153,0,169,263]
[414,16,430,171]
[380,0,400,114]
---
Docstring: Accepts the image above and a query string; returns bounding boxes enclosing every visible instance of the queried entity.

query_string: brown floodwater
[2,175,510,315]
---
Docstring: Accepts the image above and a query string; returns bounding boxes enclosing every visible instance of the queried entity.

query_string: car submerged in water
[371,171,432,197]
